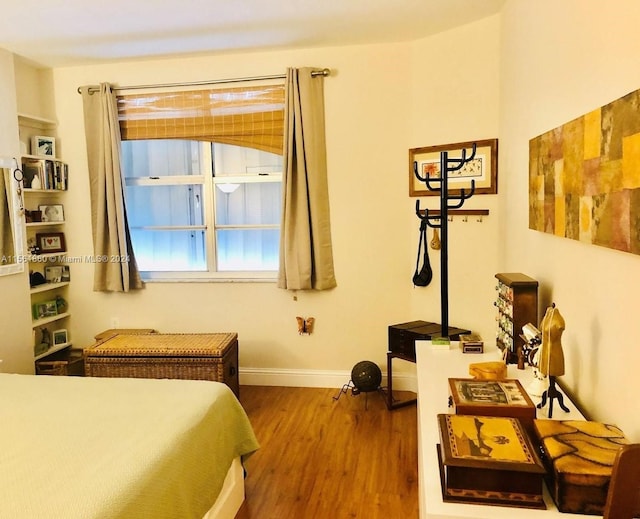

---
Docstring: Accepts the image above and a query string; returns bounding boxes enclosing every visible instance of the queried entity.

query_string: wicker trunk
[84,333,239,398]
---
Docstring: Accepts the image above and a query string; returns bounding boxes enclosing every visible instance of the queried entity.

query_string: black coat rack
[414,143,477,337]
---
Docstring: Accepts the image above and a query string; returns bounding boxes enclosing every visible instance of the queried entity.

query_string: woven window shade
[117,84,285,154]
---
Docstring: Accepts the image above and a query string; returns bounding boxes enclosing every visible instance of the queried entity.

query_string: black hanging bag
[413,219,433,287]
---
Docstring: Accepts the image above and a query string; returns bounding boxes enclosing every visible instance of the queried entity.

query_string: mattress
[0,373,259,518]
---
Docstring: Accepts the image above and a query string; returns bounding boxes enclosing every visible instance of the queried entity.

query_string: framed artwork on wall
[409,138,498,196]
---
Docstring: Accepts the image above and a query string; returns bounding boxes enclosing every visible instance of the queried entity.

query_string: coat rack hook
[477,215,483,223]
[462,215,468,222]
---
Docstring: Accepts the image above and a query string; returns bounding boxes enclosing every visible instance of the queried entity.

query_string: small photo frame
[61,265,70,282]
[33,300,58,320]
[22,158,45,189]
[31,136,56,157]
[38,204,65,222]
[45,266,63,283]
[36,232,66,254]
[53,329,68,346]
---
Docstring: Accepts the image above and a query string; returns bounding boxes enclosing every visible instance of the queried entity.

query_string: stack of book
[459,333,484,353]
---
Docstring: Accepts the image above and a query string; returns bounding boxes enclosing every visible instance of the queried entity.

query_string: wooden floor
[235,385,419,519]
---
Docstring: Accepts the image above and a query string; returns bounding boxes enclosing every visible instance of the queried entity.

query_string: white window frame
[123,142,282,282]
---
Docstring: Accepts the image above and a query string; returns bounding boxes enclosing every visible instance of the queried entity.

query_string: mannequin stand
[537,375,570,418]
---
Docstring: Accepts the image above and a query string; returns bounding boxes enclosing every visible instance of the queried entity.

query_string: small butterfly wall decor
[296,316,315,335]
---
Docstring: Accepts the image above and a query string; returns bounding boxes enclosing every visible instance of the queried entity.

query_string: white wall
[499,0,640,439]
[0,51,35,373]
[44,16,501,388]
[408,15,502,344]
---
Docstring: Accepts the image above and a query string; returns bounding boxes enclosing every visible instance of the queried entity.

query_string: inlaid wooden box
[448,378,537,436]
[437,413,546,509]
[84,332,239,398]
[534,419,629,515]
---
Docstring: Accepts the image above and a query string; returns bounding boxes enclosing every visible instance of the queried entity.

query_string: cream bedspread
[0,373,259,518]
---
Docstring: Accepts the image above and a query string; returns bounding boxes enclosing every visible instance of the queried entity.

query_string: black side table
[384,320,470,410]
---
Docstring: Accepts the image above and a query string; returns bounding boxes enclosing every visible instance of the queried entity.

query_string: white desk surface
[416,343,592,519]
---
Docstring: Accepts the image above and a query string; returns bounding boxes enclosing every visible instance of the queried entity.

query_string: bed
[0,373,259,518]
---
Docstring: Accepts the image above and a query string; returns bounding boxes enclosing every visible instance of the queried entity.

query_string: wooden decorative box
[437,413,546,509]
[84,333,239,398]
[448,378,537,435]
[533,419,629,515]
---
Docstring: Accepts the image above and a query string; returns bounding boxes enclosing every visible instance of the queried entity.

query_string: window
[117,82,285,281]
[121,140,282,280]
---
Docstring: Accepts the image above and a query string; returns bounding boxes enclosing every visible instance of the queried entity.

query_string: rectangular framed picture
[38,204,65,222]
[409,138,498,196]
[53,329,68,345]
[44,266,63,283]
[33,300,58,320]
[31,135,56,157]
[21,158,45,189]
[36,232,66,254]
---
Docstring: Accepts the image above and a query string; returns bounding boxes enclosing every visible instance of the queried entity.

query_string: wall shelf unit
[18,112,72,365]
[30,281,70,295]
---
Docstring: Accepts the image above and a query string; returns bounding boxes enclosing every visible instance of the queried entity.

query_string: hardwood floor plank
[235,386,418,519]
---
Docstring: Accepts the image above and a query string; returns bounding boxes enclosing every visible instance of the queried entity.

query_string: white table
[416,343,590,519]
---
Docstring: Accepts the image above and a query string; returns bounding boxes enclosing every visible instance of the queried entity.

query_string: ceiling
[0,0,504,68]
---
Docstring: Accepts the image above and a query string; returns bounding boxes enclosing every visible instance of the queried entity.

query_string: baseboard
[239,367,417,393]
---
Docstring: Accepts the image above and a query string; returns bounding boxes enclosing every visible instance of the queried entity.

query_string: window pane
[126,185,204,227]
[215,182,281,225]
[213,143,282,176]
[216,229,279,271]
[132,229,206,271]
[122,140,201,178]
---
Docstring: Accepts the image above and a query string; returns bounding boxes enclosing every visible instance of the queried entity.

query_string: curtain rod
[77,68,331,94]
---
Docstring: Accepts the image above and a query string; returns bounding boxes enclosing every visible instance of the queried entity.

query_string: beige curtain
[80,83,143,292]
[278,68,337,290]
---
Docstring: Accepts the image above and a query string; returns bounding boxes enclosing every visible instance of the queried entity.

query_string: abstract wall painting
[529,88,640,255]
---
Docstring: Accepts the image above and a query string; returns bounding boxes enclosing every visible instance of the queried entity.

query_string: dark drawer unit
[494,273,538,365]
[385,320,470,410]
[388,320,471,361]
[35,348,85,376]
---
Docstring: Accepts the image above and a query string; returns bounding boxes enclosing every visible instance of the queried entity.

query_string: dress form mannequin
[537,303,570,417]
[539,304,565,377]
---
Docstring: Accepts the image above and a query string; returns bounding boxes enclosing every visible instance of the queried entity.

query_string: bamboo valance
[117,84,285,154]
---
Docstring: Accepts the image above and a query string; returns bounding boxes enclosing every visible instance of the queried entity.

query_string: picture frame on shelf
[31,136,56,157]
[22,159,45,189]
[53,329,68,346]
[33,300,58,320]
[33,327,51,356]
[409,138,498,197]
[38,204,64,222]
[45,265,63,283]
[61,265,70,282]
[36,232,66,254]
